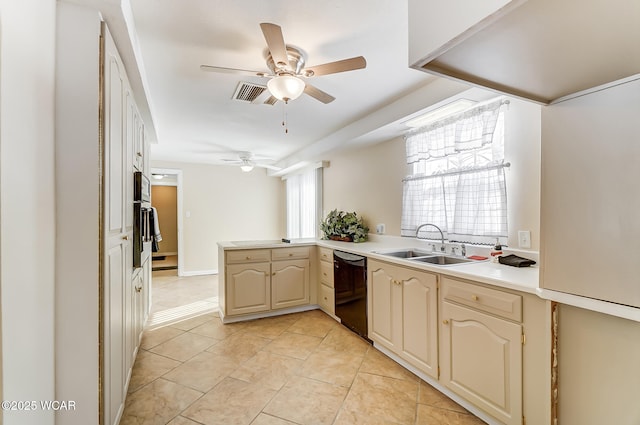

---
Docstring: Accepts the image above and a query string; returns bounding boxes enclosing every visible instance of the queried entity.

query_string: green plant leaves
[320,209,370,242]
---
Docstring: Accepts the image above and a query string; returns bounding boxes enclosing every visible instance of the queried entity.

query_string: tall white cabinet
[56,3,150,425]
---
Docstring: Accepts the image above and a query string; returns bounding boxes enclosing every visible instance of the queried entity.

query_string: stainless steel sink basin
[373,249,484,266]
[373,249,433,258]
[409,255,475,265]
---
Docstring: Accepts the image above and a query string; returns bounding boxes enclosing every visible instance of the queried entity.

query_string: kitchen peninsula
[218,236,550,425]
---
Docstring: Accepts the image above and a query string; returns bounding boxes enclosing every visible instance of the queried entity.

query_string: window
[286,167,322,238]
[401,98,509,245]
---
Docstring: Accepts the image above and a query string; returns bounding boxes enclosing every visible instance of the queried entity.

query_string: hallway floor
[120,272,486,425]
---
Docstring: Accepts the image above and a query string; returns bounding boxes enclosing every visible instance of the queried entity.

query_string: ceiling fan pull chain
[282,101,289,134]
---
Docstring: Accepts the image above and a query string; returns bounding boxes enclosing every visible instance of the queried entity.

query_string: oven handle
[143,208,152,242]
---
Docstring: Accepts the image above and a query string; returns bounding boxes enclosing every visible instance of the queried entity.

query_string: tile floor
[121,271,486,425]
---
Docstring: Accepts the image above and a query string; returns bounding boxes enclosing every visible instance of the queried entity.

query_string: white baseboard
[180,269,218,277]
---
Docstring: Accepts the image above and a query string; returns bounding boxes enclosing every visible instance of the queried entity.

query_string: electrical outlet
[376,223,386,234]
[518,230,531,249]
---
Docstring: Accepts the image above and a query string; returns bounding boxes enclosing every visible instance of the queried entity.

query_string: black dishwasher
[334,250,370,342]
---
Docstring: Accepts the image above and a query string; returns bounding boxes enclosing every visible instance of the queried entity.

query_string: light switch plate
[518,230,531,248]
[376,223,386,234]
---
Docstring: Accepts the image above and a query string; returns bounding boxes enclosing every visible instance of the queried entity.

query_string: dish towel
[152,207,162,242]
[498,254,536,267]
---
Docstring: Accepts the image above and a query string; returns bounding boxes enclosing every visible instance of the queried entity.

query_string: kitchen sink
[372,249,433,258]
[373,249,482,266]
[409,255,475,265]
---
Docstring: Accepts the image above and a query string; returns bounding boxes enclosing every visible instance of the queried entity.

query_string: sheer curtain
[286,167,322,239]
[401,99,509,244]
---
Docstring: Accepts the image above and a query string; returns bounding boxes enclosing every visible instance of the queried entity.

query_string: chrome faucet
[415,223,446,252]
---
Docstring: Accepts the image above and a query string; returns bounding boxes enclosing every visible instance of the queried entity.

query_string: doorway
[150,168,183,276]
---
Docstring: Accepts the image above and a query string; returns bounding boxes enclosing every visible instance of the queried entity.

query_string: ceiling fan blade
[303,84,335,104]
[260,23,290,70]
[303,56,366,77]
[200,64,269,77]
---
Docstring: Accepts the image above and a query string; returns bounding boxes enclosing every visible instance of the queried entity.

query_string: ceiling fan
[221,152,281,173]
[201,22,367,104]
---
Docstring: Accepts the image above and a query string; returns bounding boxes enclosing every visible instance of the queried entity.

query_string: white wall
[323,97,541,250]
[0,1,57,425]
[152,161,285,273]
[324,137,406,236]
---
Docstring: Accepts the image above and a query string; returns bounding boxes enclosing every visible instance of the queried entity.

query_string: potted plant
[320,209,370,242]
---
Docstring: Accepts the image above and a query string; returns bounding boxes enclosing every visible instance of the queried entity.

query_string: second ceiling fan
[201,22,367,104]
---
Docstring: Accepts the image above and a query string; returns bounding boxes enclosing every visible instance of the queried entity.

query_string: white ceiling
[125,0,470,170]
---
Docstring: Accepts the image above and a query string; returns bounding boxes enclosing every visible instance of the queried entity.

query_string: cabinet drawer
[226,249,271,264]
[318,283,335,314]
[442,277,522,322]
[271,246,310,260]
[318,247,333,263]
[320,260,334,287]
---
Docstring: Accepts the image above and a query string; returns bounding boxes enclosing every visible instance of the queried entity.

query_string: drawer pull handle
[471,295,479,301]
[272,272,276,276]
[324,296,328,300]
[323,272,327,276]
[246,256,251,260]
[289,253,293,257]
[122,235,130,241]
[135,286,142,293]
[443,319,449,325]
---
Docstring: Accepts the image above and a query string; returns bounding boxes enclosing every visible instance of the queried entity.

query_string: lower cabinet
[224,247,310,318]
[440,277,523,425]
[368,260,439,379]
[317,247,335,315]
[272,259,310,309]
[226,262,271,315]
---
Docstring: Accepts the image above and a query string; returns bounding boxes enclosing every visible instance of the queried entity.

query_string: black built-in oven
[133,171,152,268]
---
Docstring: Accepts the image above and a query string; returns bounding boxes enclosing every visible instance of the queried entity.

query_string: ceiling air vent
[232,81,276,106]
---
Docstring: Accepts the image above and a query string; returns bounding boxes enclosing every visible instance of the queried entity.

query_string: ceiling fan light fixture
[267,75,305,102]
[240,159,254,172]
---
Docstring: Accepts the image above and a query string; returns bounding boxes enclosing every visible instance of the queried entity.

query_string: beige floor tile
[127,349,181,393]
[418,380,468,413]
[230,350,303,390]
[337,372,418,425]
[206,331,272,364]
[140,326,185,350]
[263,331,323,360]
[286,310,338,338]
[316,325,371,356]
[181,377,277,425]
[169,313,218,331]
[163,351,240,392]
[120,378,202,425]
[189,317,247,339]
[298,348,364,387]
[359,345,420,383]
[149,331,217,362]
[416,404,487,425]
[263,375,348,425]
[166,416,203,425]
[250,413,298,425]
[242,314,300,339]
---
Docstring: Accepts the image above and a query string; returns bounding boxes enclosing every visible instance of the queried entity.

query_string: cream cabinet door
[441,301,522,425]
[368,260,402,351]
[399,268,439,379]
[271,259,310,309]
[226,263,271,315]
